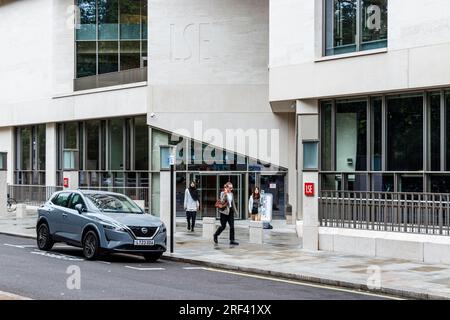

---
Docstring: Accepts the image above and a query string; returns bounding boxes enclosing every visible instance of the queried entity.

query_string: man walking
[213,182,239,245]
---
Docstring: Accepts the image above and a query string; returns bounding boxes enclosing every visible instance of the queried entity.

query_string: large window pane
[399,175,423,193]
[98,0,118,40]
[387,95,423,171]
[360,0,388,50]
[76,0,96,40]
[37,125,46,171]
[64,123,78,149]
[120,0,141,40]
[371,97,382,171]
[86,121,100,170]
[335,100,367,171]
[446,92,450,170]
[76,41,96,78]
[135,116,149,170]
[372,173,394,192]
[429,93,441,171]
[430,175,450,193]
[321,102,332,171]
[98,41,118,74]
[20,127,31,170]
[109,118,124,170]
[141,0,148,40]
[120,41,140,70]
[325,0,357,56]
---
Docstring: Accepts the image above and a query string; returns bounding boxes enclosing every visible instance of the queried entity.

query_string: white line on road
[31,250,84,261]
[96,261,112,265]
[202,268,403,300]
[182,267,207,270]
[4,243,35,249]
[125,266,165,271]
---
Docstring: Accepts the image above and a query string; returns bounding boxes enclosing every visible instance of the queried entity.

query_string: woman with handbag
[213,182,239,246]
[248,187,261,221]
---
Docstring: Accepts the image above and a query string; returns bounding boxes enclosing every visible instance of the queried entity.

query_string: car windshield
[85,193,143,214]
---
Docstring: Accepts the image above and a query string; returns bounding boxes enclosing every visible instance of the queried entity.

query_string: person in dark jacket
[184,181,200,231]
[213,182,239,245]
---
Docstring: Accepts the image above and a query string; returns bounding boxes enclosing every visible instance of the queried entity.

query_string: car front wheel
[83,231,100,260]
[143,252,162,262]
[37,223,54,251]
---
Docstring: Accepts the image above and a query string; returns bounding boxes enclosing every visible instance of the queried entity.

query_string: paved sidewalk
[2,213,450,299]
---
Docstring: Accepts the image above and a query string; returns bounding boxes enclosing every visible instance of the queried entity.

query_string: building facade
[2,0,450,260]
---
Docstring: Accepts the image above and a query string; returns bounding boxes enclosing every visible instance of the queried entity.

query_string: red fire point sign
[304,183,314,196]
[63,177,69,188]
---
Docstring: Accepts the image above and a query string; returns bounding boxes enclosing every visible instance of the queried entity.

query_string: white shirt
[227,192,233,208]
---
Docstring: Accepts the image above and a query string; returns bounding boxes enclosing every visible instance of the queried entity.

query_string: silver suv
[36,190,166,262]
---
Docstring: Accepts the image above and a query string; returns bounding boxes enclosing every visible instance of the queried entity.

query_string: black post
[170,163,174,253]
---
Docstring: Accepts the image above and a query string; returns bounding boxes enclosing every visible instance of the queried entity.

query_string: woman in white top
[184,181,200,231]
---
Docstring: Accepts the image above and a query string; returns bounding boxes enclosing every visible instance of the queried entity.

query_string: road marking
[31,250,84,261]
[125,266,165,271]
[96,261,112,265]
[183,267,207,270]
[4,244,35,249]
[202,268,403,300]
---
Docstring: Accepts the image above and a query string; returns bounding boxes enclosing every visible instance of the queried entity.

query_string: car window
[85,193,143,214]
[68,193,85,210]
[54,192,71,208]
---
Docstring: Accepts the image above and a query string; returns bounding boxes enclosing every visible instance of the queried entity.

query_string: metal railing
[319,190,450,236]
[8,185,63,207]
[74,67,147,91]
[78,186,149,212]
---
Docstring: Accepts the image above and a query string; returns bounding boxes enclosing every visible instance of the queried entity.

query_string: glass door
[259,174,286,220]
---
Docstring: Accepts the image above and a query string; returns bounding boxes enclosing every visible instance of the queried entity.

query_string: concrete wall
[0,127,14,184]
[147,0,294,169]
[319,227,450,264]
[269,0,450,101]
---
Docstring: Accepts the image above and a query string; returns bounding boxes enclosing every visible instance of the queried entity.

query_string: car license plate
[134,239,154,246]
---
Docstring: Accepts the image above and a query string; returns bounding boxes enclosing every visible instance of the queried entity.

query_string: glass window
[98,41,118,74]
[109,118,124,170]
[120,41,141,70]
[325,0,388,56]
[76,41,96,78]
[98,0,119,40]
[76,0,97,40]
[346,174,368,191]
[37,125,46,171]
[20,127,31,171]
[360,0,388,50]
[142,0,148,40]
[120,0,141,40]
[430,175,450,193]
[399,175,423,193]
[68,193,86,210]
[320,102,332,171]
[429,93,441,171]
[372,173,394,192]
[387,95,423,171]
[335,100,367,171]
[371,97,382,171]
[303,141,319,170]
[446,92,450,170]
[86,120,100,170]
[134,116,149,171]
[321,174,342,191]
[64,123,78,149]
[54,192,71,208]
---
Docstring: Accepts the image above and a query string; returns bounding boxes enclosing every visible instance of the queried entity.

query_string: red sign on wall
[63,177,69,188]
[304,182,314,197]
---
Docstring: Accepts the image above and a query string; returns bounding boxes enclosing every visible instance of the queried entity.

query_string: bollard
[16,204,26,219]
[249,221,264,244]
[202,217,216,239]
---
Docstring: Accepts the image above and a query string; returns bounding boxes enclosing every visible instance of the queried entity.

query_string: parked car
[36,190,166,262]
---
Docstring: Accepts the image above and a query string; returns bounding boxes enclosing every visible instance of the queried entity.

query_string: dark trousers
[186,211,197,230]
[214,208,235,241]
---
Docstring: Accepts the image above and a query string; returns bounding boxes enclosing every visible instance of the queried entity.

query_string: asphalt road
[0,234,394,300]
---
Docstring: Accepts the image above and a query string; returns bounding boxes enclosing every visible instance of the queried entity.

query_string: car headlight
[160,223,167,233]
[99,220,126,232]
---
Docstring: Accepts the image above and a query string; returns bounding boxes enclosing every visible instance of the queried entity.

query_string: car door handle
[62,213,68,218]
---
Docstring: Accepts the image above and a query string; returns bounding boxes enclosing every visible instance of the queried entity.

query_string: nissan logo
[141,227,148,234]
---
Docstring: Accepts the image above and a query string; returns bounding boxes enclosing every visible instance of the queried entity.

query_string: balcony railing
[74,67,147,91]
[319,190,450,236]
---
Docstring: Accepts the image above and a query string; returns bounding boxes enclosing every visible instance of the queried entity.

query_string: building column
[46,123,57,187]
[0,127,15,185]
[297,99,320,251]
[287,113,297,224]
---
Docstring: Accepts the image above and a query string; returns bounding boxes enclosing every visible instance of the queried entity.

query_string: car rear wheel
[83,231,100,260]
[37,223,54,251]
[143,252,162,262]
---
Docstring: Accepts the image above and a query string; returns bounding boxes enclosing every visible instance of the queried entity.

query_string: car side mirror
[74,204,85,214]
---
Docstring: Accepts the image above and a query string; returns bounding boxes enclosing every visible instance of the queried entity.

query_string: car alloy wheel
[83,231,99,260]
[37,223,53,251]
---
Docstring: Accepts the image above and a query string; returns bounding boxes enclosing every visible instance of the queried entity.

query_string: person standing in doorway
[213,182,239,245]
[184,181,200,232]
[248,187,261,221]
